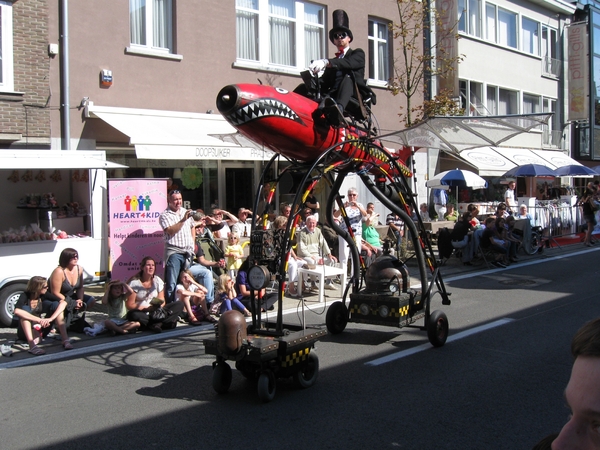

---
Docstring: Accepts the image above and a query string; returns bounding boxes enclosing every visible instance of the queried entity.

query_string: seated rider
[297,10,374,126]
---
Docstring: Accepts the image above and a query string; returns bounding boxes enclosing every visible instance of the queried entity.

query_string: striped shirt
[159,207,195,253]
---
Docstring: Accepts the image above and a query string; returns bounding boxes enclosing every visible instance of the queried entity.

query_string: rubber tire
[427,310,449,347]
[326,301,348,334]
[0,282,26,327]
[257,371,276,403]
[293,351,319,389]
[212,362,232,394]
[523,231,540,255]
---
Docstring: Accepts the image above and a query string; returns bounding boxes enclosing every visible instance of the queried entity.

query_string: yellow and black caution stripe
[350,304,410,317]
[281,347,310,368]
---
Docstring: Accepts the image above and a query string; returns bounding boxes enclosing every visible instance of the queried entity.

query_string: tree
[388,0,463,127]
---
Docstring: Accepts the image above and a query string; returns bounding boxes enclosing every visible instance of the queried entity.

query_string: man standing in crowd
[159,190,195,303]
[505,180,517,214]
[433,188,448,220]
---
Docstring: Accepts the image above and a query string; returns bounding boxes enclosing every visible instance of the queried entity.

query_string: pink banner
[108,179,167,281]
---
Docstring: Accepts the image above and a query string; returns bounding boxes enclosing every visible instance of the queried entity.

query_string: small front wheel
[293,351,319,389]
[427,310,449,347]
[212,362,232,394]
[326,301,348,334]
[257,371,276,403]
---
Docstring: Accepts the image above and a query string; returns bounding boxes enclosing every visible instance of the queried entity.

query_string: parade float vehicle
[202,80,480,402]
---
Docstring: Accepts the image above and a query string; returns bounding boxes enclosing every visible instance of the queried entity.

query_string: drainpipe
[59,0,70,150]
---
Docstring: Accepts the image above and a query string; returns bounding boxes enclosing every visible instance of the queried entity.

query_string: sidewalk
[0,237,593,365]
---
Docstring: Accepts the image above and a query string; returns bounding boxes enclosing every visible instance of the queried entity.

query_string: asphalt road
[1,247,598,450]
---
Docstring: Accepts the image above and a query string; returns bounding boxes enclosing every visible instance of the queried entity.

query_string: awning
[444,146,581,177]
[86,105,273,161]
[0,150,127,169]
[378,113,552,152]
[450,147,516,176]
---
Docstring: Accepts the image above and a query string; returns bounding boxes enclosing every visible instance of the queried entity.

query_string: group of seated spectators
[446,202,536,268]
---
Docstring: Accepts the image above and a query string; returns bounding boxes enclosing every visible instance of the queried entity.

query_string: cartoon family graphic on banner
[108,179,167,281]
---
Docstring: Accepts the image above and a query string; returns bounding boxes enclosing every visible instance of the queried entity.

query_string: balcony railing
[542,56,561,78]
[542,128,563,149]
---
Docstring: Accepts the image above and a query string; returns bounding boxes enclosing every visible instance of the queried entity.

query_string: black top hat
[329,9,353,43]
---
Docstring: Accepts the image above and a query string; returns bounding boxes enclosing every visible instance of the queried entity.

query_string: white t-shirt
[128,276,164,309]
[505,187,516,210]
[176,283,199,301]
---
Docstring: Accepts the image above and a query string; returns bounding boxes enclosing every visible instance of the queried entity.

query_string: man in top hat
[307,10,368,126]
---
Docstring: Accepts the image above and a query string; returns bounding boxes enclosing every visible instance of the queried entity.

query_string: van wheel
[0,283,26,327]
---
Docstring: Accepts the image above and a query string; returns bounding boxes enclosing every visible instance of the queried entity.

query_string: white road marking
[365,318,515,366]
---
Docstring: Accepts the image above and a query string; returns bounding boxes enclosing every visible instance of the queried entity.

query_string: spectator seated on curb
[102,280,141,335]
[480,217,509,268]
[12,276,69,355]
[449,212,475,266]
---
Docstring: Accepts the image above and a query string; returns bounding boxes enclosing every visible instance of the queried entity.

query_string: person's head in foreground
[552,318,600,449]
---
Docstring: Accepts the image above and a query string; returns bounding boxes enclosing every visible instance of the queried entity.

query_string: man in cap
[307,10,370,126]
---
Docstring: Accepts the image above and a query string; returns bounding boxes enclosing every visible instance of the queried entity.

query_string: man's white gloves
[308,59,328,77]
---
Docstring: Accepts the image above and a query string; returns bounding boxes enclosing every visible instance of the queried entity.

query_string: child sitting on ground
[175,270,216,325]
[211,273,251,317]
[102,280,140,335]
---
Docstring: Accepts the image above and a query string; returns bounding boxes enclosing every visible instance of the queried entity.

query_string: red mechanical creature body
[216,83,413,177]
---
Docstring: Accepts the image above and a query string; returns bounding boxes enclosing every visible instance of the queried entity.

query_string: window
[521,17,539,55]
[498,88,518,114]
[0,1,14,91]
[485,4,496,42]
[236,0,325,72]
[129,0,173,53]
[368,18,390,83]
[458,0,482,38]
[522,93,540,114]
[486,85,497,115]
[460,80,488,115]
[497,8,517,49]
[541,25,559,76]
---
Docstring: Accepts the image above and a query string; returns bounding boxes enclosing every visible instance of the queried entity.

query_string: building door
[224,165,254,214]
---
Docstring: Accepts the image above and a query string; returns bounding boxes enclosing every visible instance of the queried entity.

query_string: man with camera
[159,190,196,303]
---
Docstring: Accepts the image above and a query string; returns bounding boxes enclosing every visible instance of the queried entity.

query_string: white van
[0,150,123,326]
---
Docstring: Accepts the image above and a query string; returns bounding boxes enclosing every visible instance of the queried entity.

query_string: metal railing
[528,201,582,243]
[542,56,561,78]
[542,128,563,149]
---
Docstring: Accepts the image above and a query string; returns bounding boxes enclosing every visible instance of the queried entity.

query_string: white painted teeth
[228,98,301,125]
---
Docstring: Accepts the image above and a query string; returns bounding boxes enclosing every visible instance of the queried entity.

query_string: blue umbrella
[425,169,488,189]
[554,164,599,177]
[502,163,557,178]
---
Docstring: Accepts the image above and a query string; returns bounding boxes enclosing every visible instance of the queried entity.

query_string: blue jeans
[165,253,186,303]
[391,230,402,252]
[189,263,215,304]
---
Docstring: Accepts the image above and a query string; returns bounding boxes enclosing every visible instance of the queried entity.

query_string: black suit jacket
[320,47,366,92]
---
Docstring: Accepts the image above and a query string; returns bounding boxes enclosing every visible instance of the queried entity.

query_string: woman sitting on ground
[126,256,184,333]
[13,276,69,355]
[175,269,216,325]
[45,248,96,338]
[102,280,140,335]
